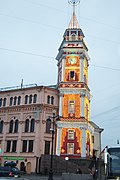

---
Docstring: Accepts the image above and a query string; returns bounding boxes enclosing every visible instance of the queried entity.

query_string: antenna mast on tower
[68,0,80,14]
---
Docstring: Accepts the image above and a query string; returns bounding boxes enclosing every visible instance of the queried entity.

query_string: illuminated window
[68,100,75,113]
[68,130,74,140]
[67,143,74,154]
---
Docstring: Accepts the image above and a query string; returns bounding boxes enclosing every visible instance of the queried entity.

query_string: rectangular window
[70,71,75,80]
[12,140,17,152]
[22,140,27,152]
[6,141,11,152]
[67,143,74,154]
[68,100,75,113]
[68,130,74,140]
[92,136,94,144]
[44,141,50,155]
[28,140,33,152]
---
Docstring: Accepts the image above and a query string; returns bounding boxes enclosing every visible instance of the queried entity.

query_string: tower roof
[68,12,80,29]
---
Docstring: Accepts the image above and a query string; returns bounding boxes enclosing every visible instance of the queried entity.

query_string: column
[80,94,85,117]
[56,127,62,156]
[81,128,86,157]
[59,94,63,117]
[61,58,65,82]
[80,56,84,82]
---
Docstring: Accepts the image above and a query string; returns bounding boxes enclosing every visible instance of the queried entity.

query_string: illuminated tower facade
[56,1,94,158]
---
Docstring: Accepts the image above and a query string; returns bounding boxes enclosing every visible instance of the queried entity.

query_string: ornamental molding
[59,88,91,99]
[56,121,94,133]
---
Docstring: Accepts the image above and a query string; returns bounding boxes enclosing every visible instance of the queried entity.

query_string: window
[70,71,75,80]
[29,95,32,104]
[84,75,87,84]
[30,119,35,132]
[67,143,74,154]
[22,140,27,152]
[68,130,74,140]
[33,94,37,103]
[51,96,54,105]
[25,95,28,104]
[46,119,51,133]
[14,120,19,133]
[3,98,6,106]
[18,96,21,105]
[28,140,33,152]
[68,100,75,113]
[44,141,50,155]
[47,95,50,104]
[9,120,14,133]
[12,140,17,152]
[86,104,89,119]
[14,96,17,105]
[71,34,76,41]
[0,120,3,133]
[25,119,29,132]
[0,98,2,107]
[6,141,11,152]
[9,97,13,106]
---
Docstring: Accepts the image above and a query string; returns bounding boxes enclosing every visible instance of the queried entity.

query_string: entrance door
[26,162,31,174]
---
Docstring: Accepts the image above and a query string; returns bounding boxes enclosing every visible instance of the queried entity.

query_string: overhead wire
[0,47,120,72]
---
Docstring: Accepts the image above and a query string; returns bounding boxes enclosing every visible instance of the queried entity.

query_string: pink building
[0,85,58,173]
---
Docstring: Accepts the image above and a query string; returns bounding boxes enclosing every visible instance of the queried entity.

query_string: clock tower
[55,0,94,158]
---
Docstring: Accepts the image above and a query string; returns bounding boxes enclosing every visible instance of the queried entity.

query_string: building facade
[0,2,103,174]
[0,85,58,173]
[55,5,103,158]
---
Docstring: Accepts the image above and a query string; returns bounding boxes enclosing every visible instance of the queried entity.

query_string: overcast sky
[0,0,120,149]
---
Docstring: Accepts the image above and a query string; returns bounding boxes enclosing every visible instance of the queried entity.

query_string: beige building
[0,85,58,173]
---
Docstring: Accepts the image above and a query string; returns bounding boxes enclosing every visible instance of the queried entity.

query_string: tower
[56,0,94,158]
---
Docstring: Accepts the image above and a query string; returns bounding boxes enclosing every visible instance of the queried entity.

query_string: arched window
[3,98,6,106]
[29,95,32,104]
[14,96,17,105]
[47,95,50,104]
[0,98,2,107]
[46,118,51,133]
[71,33,76,41]
[25,95,28,104]
[33,94,37,103]
[25,119,29,132]
[30,119,35,132]
[14,119,19,133]
[0,120,3,133]
[18,96,21,105]
[10,97,13,106]
[51,96,54,105]
[9,120,14,133]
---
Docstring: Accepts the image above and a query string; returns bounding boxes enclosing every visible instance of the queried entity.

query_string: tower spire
[68,0,80,29]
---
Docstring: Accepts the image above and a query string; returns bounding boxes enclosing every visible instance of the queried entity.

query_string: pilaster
[56,127,62,156]
[81,128,86,157]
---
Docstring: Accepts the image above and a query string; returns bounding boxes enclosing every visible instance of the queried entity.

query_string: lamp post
[47,111,59,180]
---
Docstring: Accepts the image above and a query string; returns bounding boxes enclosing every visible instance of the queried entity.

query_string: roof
[68,12,80,29]
[90,121,104,132]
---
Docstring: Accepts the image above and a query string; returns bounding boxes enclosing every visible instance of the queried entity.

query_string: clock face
[68,57,77,65]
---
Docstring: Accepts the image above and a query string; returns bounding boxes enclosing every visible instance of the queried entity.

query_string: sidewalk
[21,174,63,180]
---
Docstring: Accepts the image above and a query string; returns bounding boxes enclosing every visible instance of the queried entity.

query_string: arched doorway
[26,162,31,174]
[20,162,25,172]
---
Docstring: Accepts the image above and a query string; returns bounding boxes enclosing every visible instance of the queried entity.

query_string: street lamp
[47,111,60,180]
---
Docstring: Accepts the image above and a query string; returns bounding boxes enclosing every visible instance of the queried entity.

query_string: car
[0,166,20,177]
